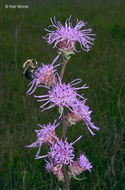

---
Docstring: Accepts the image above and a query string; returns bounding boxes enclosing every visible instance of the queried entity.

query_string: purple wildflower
[67,101,99,135]
[27,54,60,95]
[26,120,59,158]
[36,136,82,164]
[49,139,74,165]
[48,136,82,165]
[43,16,95,52]
[70,153,92,176]
[35,77,88,118]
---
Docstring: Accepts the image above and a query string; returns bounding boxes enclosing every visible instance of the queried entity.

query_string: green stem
[60,58,67,80]
[60,58,70,190]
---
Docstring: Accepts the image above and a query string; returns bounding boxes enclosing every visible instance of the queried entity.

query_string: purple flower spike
[35,77,88,118]
[27,54,60,95]
[43,16,95,52]
[26,120,59,158]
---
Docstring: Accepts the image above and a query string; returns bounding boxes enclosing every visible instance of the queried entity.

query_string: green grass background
[0,0,125,189]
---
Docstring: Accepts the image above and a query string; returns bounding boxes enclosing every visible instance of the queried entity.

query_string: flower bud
[66,111,83,125]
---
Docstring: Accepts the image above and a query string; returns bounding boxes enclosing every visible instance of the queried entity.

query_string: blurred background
[0,0,125,189]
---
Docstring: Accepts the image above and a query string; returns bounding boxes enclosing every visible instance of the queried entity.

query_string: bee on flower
[26,54,61,95]
[22,59,38,80]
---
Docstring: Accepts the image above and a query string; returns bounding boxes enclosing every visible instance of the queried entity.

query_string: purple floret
[45,159,54,173]
[78,154,92,172]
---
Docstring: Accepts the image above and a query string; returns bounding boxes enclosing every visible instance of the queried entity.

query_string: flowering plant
[23,16,99,190]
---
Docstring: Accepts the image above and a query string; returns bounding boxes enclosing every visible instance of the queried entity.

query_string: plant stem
[60,58,67,80]
[63,165,70,190]
[62,113,68,140]
[60,58,70,190]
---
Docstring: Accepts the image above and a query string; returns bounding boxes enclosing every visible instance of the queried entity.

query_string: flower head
[43,16,95,53]
[49,138,74,165]
[27,55,60,95]
[36,136,82,164]
[48,136,82,165]
[26,120,59,158]
[70,153,92,176]
[66,101,99,135]
[35,78,88,118]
